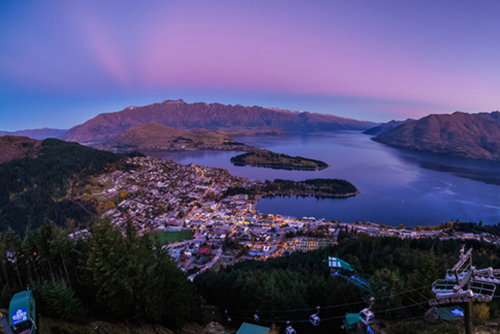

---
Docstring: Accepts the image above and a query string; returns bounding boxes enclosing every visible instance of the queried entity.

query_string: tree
[37,281,85,322]
[84,219,198,326]
[85,218,133,318]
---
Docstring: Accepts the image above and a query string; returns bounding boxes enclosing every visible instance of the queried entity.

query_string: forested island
[225,178,358,199]
[230,150,328,170]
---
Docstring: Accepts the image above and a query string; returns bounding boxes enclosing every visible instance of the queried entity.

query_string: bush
[473,303,490,323]
[37,281,85,322]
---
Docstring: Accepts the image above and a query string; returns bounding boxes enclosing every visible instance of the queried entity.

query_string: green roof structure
[344,312,361,328]
[328,257,354,272]
[8,290,36,334]
[236,322,270,334]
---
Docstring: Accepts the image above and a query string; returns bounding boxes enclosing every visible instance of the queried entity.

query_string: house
[199,246,212,255]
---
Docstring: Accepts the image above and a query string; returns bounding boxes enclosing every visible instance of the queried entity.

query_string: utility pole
[430,246,500,334]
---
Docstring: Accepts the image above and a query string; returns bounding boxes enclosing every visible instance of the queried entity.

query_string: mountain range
[61,99,376,145]
[0,128,66,140]
[363,119,415,136]
[4,100,500,162]
[374,111,500,160]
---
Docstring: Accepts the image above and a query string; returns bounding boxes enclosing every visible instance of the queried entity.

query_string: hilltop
[0,135,41,163]
[0,138,125,233]
[101,123,253,152]
[62,99,376,145]
[374,111,500,160]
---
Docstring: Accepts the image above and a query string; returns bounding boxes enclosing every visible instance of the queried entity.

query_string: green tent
[236,322,270,334]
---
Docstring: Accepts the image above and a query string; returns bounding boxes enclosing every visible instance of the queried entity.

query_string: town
[71,156,500,280]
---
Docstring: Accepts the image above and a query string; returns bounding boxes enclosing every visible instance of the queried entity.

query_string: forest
[0,139,132,234]
[2,219,500,332]
[0,219,198,328]
[194,232,500,332]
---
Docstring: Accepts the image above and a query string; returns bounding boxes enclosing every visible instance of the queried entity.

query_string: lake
[149,131,500,226]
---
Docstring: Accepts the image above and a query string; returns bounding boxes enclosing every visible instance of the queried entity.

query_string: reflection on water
[147,131,500,226]
[394,150,500,185]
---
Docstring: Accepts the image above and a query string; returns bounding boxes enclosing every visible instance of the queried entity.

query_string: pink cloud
[3,1,499,119]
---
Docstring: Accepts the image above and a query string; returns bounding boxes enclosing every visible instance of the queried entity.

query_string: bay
[148,131,500,226]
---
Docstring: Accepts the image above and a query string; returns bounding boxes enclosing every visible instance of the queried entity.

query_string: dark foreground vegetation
[0,139,132,234]
[195,231,500,333]
[0,219,198,329]
[2,220,500,332]
[230,150,328,170]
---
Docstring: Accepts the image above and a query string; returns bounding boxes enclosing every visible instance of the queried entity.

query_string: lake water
[149,131,500,226]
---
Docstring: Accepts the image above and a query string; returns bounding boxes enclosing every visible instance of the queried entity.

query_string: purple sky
[1,0,500,130]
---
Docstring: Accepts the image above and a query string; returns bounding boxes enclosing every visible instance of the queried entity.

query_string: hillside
[363,119,414,136]
[62,99,376,145]
[101,123,253,152]
[374,111,500,160]
[0,138,124,233]
[0,135,41,163]
[0,128,67,140]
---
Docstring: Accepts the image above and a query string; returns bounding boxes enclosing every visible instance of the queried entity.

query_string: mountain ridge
[62,99,377,145]
[0,128,67,140]
[373,111,500,160]
[363,118,415,136]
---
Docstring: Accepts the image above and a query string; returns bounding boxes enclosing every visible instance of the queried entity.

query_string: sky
[1,0,500,131]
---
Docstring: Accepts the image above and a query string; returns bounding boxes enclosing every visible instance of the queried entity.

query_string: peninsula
[226,178,359,199]
[100,123,254,153]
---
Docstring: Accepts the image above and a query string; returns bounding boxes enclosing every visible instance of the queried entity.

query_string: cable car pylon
[430,246,500,334]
